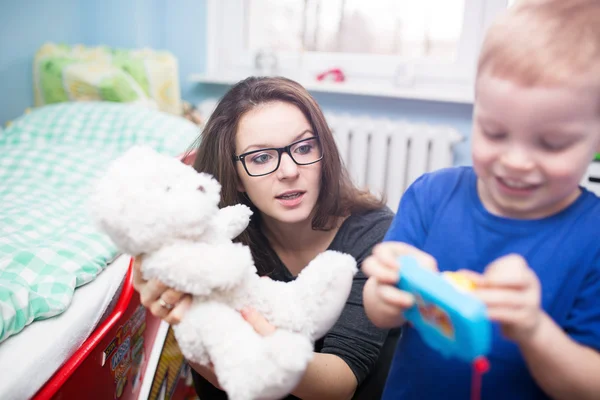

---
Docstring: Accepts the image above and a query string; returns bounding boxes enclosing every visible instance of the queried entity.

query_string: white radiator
[582,159,600,196]
[325,113,463,211]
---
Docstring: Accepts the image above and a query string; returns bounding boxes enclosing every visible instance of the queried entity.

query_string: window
[202,0,511,103]
[247,0,465,62]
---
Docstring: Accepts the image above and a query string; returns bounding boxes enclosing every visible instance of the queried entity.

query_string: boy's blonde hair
[477,0,600,87]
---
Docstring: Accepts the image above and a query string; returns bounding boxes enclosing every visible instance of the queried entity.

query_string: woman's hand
[132,256,192,325]
[241,307,277,336]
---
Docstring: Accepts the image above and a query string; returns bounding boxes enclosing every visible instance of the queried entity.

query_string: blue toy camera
[396,255,491,363]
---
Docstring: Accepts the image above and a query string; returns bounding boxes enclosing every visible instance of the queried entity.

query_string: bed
[0,102,199,399]
[0,254,131,398]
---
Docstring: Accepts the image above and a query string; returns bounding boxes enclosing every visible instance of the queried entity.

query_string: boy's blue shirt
[382,166,600,400]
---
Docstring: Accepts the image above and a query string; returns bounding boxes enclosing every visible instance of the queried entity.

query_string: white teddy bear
[89,146,358,400]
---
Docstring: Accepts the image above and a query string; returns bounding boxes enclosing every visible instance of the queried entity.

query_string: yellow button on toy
[443,272,476,292]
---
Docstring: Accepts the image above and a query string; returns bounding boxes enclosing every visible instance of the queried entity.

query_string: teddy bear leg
[255,329,315,400]
[183,301,313,400]
[173,318,210,366]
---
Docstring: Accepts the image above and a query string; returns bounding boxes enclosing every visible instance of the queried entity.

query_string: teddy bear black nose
[197,185,205,193]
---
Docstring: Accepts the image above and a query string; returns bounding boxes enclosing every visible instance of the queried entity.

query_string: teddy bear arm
[251,251,358,341]
[213,204,252,240]
[249,278,307,330]
[142,242,255,296]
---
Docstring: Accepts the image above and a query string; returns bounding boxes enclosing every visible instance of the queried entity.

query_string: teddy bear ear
[115,145,175,176]
[123,144,158,160]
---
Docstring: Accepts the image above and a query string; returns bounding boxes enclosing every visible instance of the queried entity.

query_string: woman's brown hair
[188,76,384,275]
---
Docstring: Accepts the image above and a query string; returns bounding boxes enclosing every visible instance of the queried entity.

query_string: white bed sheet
[0,254,130,400]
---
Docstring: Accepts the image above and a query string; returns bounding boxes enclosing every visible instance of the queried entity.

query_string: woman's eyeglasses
[233,136,323,177]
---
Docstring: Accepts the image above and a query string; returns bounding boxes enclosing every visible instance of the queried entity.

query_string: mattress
[0,102,198,343]
[0,254,130,400]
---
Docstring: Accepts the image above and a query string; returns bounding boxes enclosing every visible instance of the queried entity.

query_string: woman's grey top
[192,206,396,399]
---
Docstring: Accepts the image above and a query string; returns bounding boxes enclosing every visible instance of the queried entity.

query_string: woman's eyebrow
[241,143,270,153]
[291,129,315,142]
[241,129,314,153]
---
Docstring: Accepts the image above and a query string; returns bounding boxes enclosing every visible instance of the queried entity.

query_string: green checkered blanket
[0,102,198,343]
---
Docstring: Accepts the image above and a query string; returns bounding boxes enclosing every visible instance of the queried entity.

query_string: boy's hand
[474,254,543,344]
[362,242,438,328]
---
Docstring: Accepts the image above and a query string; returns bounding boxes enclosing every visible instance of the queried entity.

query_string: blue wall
[0,0,473,164]
[0,0,206,126]
[0,0,83,127]
[80,0,166,49]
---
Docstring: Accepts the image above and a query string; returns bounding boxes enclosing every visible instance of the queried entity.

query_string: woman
[133,76,398,399]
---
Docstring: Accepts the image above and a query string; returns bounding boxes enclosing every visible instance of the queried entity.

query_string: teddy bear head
[90,145,221,256]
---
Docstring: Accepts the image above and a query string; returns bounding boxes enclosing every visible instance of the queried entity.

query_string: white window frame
[201,0,510,103]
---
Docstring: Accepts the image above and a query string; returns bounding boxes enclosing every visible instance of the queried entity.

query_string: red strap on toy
[471,356,490,400]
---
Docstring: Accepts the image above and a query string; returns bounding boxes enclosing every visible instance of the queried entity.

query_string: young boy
[362,1,600,399]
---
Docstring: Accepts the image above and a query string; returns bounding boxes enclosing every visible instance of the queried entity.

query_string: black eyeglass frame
[232,135,323,177]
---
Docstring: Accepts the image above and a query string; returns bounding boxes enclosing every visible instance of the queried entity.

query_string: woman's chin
[265,206,313,226]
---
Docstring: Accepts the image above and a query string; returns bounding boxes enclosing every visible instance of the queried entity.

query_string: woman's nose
[277,153,299,179]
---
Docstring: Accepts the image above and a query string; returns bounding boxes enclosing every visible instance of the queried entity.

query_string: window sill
[188,73,475,105]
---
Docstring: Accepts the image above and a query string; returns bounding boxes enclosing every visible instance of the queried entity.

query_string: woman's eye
[295,144,313,154]
[250,153,272,164]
